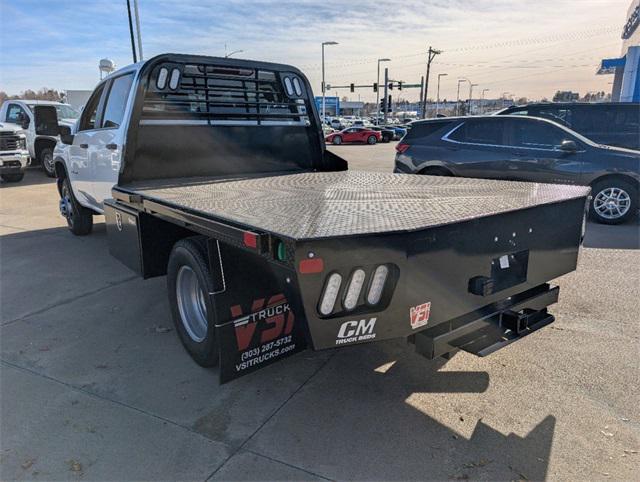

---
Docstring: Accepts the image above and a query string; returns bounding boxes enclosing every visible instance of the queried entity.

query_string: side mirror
[59,125,74,145]
[16,112,30,130]
[559,140,578,153]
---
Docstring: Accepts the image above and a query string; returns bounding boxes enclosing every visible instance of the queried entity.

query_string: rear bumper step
[412,283,558,359]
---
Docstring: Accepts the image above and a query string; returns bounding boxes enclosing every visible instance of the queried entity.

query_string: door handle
[79,143,89,149]
[105,143,118,150]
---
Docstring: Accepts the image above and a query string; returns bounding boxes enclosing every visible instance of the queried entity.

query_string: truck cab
[0,123,29,183]
[0,99,80,177]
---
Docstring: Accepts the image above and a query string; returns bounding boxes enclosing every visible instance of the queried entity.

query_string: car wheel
[40,147,55,177]
[167,237,219,367]
[1,173,25,183]
[590,179,637,225]
[367,135,377,145]
[59,176,93,235]
[332,136,342,145]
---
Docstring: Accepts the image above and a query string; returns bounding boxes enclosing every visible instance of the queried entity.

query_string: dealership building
[598,0,640,101]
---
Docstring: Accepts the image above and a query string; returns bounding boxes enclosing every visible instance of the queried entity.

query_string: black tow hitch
[412,283,558,360]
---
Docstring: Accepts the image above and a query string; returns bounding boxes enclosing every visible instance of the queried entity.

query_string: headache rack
[142,61,311,126]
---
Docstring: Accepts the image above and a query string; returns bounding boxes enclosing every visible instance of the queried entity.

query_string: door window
[78,84,106,131]
[448,119,505,145]
[510,119,567,149]
[101,73,134,128]
[6,104,27,123]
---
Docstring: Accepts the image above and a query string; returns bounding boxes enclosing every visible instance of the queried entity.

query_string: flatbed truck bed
[50,53,590,383]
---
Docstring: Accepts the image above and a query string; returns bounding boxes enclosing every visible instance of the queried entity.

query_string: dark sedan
[394,115,640,224]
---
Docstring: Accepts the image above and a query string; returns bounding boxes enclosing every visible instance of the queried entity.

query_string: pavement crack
[1,275,138,327]
[205,353,335,481]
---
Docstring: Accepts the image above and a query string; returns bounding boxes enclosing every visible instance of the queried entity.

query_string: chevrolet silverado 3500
[49,54,589,383]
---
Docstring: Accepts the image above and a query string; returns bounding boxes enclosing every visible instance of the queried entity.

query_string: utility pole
[420,46,442,119]
[383,67,389,124]
[481,88,490,114]
[126,0,137,63]
[375,58,390,124]
[418,76,424,117]
[469,83,478,115]
[132,0,143,60]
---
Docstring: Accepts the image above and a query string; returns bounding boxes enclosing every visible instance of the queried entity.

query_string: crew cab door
[502,117,584,184]
[68,83,108,207]
[90,72,135,204]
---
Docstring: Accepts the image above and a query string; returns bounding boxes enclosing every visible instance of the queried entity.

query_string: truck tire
[590,178,638,225]
[40,147,55,177]
[367,135,377,145]
[1,173,25,183]
[59,176,93,235]
[167,238,219,367]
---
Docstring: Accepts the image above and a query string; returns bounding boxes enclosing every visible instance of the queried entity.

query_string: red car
[325,127,381,145]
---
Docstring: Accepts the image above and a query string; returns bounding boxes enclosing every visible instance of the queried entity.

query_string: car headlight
[17,137,26,149]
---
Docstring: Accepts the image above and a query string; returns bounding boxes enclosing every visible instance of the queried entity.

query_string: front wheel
[167,238,219,367]
[59,176,93,235]
[1,173,24,183]
[367,135,377,145]
[332,136,343,145]
[590,179,638,225]
[40,147,55,177]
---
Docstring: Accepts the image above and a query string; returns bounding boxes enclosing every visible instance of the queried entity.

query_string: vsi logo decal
[230,294,294,351]
[336,318,377,345]
[410,302,431,329]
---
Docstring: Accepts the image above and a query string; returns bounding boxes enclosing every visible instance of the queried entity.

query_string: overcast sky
[0,0,632,101]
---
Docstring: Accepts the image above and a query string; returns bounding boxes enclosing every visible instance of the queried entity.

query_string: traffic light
[388,82,393,90]
[380,98,386,112]
[350,83,355,93]
[373,83,378,92]
[388,95,392,112]
[398,81,403,91]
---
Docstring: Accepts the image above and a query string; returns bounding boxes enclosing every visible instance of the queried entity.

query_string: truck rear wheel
[167,238,219,367]
[59,177,93,235]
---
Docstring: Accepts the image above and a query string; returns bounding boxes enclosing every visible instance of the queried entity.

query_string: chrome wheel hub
[593,187,631,220]
[59,187,73,223]
[176,265,208,342]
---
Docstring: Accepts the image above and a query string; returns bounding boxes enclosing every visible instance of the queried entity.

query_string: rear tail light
[343,269,366,311]
[395,143,410,154]
[319,273,342,315]
[367,265,389,305]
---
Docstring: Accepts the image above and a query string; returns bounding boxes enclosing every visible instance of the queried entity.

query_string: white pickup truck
[0,100,79,177]
[0,123,29,182]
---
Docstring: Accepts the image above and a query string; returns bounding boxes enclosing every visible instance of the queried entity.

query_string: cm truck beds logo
[336,318,377,345]
[230,294,294,351]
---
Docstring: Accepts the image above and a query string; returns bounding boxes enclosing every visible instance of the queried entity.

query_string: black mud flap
[212,243,308,384]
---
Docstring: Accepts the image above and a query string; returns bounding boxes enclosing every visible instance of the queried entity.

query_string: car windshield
[55,105,80,119]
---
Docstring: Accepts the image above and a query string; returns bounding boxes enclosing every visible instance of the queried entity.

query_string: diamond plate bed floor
[116,171,590,240]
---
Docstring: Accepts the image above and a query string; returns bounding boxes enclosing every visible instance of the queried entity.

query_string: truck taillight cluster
[318,265,392,316]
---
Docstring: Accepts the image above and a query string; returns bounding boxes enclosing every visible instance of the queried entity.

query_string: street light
[481,88,490,114]
[376,58,391,124]
[456,78,468,116]
[225,49,244,58]
[501,91,511,108]
[436,73,447,115]
[469,83,478,114]
[321,41,339,122]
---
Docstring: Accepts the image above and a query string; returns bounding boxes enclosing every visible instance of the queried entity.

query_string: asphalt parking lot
[1,143,639,481]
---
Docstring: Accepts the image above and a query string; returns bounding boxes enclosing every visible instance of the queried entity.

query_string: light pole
[436,73,447,115]
[376,58,390,124]
[481,88,490,114]
[321,41,339,123]
[469,83,478,114]
[501,91,510,108]
[456,78,467,116]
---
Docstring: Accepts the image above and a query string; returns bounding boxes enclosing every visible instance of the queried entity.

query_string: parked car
[384,125,407,140]
[352,119,373,128]
[394,115,640,224]
[0,100,80,177]
[326,127,381,145]
[329,118,346,130]
[0,123,29,182]
[496,102,640,150]
[370,126,395,143]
